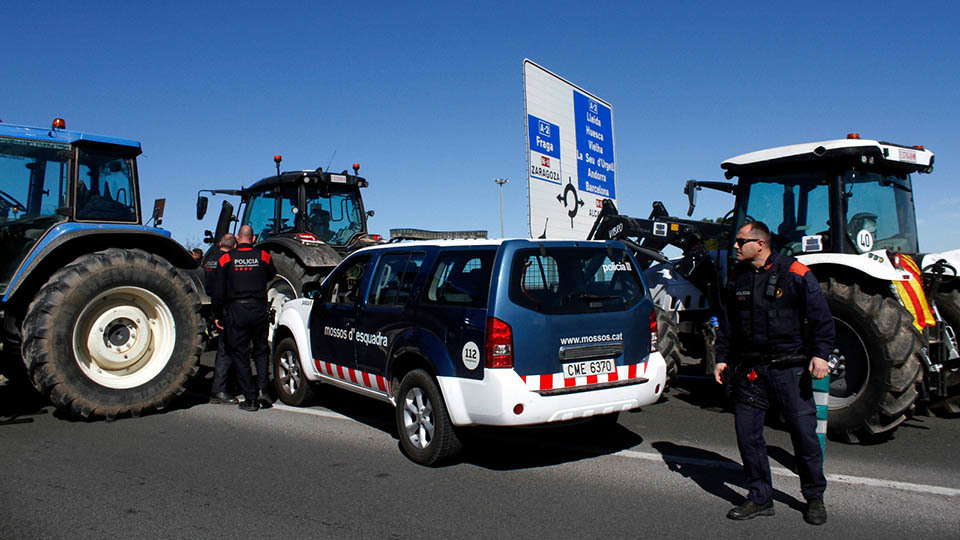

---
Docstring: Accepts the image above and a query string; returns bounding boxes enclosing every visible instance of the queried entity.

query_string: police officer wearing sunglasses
[714,221,834,525]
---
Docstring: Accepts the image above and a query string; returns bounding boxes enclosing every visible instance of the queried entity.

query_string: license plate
[561,359,616,379]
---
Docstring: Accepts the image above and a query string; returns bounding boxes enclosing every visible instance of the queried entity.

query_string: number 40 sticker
[462,341,480,370]
[857,229,874,251]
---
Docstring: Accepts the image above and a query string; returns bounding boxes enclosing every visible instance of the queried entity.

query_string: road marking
[271,404,960,498]
[614,450,960,497]
[272,403,351,421]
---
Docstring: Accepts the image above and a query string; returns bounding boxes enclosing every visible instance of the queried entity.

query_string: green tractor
[196,158,379,322]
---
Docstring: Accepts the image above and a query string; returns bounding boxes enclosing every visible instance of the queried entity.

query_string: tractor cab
[198,164,370,251]
[0,119,142,293]
[718,135,933,258]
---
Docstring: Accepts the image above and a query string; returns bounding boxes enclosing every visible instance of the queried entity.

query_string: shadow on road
[461,420,644,470]
[653,441,805,512]
[289,383,647,469]
[0,377,48,426]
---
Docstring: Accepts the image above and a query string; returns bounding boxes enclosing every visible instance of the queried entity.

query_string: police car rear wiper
[566,292,621,303]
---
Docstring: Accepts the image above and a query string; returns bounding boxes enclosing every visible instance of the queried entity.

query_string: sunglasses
[735,237,761,248]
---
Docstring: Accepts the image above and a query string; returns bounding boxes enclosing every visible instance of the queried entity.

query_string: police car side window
[368,252,425,307]
[325,255,370,305]
[423,251,494,307]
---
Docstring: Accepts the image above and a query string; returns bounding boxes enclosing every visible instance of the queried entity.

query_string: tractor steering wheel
[0,189,27,212]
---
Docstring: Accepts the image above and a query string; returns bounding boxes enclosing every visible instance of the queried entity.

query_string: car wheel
[395,369,462,466]
[272,336,315,406]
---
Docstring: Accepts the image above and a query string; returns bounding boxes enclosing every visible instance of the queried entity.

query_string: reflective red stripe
[628,364,638,379]
[586,375,598,385]
[376,376,387,392]
[607,370,619,382]
[540,374,553,390]
[564,377,576,387]
[362,372,371,388]
[348,369,358,384]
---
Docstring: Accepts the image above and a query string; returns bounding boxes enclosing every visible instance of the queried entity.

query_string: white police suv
[272,238,666,465]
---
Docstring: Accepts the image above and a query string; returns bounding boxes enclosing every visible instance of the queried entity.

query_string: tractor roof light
[52,118,66,129]
[913,145,925,150]
[352,163,360,174]
[274,155,282,164]
[846,133,860,139]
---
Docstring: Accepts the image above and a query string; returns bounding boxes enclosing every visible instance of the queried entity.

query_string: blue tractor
[0,119,204,419]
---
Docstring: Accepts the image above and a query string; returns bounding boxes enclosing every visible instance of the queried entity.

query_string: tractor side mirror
[151,198,166,227]
[197,195,209,220]
[203,230,214,244]
[366,210,375,218]
[684,179,698,217]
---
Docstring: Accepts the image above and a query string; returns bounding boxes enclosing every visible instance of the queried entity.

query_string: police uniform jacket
[211,243,277,318]
[715,250,834,366]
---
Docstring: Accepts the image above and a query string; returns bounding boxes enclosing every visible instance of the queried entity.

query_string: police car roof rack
[389,228,488,242]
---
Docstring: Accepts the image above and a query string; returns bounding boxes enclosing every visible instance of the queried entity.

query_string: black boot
[803,499,827,525]
[209,392,238,405]
[727,500,775,520]
[239,399,259,412]
[258,390,273,408]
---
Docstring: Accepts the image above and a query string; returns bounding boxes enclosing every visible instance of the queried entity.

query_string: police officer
[212,225,277,412]
[714,221,833,525]
[206,233,238,404]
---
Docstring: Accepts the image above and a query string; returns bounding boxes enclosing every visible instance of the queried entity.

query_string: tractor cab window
[304,186,363,245]
[843,171,918,254]
[277,185,299,234]
[242,189,279,240]
[76,149,137,222]
[742,174,831,256]
[0,138,73,289]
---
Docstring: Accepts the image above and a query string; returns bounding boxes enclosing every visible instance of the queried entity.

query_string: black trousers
[734,364,826,504]
[211,332,232,395]
[223,300,270,401]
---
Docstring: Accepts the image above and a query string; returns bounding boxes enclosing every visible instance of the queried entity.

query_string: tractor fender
[3,223,200,304]
[920,249,960,276]
[257,237,343,269]
[797,252,913,282]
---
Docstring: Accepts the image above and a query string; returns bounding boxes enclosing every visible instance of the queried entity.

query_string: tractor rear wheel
[821,279,923,442]
[22,249,203,419]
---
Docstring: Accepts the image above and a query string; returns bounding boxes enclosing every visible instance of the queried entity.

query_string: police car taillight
[485,317,513,368]
[649,310,658,352]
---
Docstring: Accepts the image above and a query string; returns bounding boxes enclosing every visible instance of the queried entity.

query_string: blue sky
[5,1,959,252]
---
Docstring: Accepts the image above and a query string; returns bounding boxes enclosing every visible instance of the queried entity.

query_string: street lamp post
[494,178,509,238]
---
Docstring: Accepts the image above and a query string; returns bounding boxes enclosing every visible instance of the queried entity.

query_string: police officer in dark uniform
[206,233,238,404]
[714,221,833,525]
[212,225,277,412]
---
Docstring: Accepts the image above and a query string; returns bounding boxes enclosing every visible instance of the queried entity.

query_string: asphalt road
[1,367,958,540]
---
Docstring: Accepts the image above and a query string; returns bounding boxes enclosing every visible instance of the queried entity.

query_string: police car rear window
[422,250,495,308]
[509,247,643,314]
